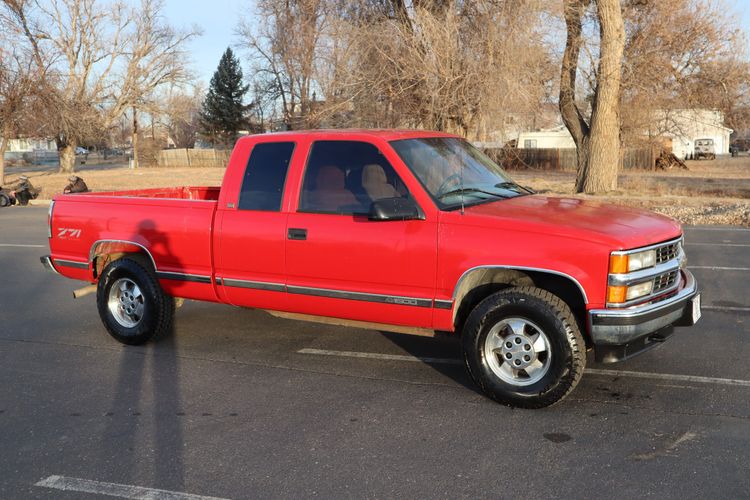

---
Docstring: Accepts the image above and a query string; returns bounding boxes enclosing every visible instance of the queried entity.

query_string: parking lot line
[585,369,750,388]
[690,266,750,271]
[687,243,750,247]
[0,243,46,248]
[297,349,750,388]
[685,227,750,232]
[702,306,750,312]
[35,475,228,500]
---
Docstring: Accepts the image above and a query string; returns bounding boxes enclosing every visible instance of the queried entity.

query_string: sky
[167,0,750,87]
[162,0,253,87]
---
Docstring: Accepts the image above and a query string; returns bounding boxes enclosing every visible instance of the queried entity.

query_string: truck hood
[455,195,682,250]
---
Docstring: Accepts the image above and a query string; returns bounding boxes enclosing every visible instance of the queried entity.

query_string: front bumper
[589,270,700,363]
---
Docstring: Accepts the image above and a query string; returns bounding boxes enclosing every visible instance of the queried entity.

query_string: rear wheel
[96,258,174,345]
[462,286,585,408]
[0,193,10,207]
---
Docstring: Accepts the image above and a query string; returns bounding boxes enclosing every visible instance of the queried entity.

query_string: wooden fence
[157,148,232,168]
[483,147,660,171]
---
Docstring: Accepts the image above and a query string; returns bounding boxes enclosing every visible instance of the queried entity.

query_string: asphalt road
[1,207,749,499]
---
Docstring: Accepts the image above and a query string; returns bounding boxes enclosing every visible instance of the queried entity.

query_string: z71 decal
[57,228,82,239]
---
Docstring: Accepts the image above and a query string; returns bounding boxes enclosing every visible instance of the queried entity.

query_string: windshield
[390,137,530,210]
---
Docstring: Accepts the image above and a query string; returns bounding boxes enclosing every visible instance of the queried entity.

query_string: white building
[517,125,576,149]
[515,109,732,159]
[651,109,733,159]
[3,137,57,152]
[1,137,57,162]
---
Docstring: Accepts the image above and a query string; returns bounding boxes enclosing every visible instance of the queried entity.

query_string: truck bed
[49,186,221,302]
[77,186,221,201]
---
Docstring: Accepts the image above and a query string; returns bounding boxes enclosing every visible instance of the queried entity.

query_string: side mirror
[369,197,421,221]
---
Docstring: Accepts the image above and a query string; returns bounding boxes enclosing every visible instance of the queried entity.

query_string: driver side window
[299,141,409,215]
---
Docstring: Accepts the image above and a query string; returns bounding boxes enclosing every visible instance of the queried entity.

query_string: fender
[450,265,589,322]
[89,239,157,273]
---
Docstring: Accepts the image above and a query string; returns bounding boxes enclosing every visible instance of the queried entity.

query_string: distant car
[694,138,716,160]
[75,147,89,155]
[729,144,740,157]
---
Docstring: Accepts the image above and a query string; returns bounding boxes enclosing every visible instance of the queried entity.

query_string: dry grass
[511,156,750,226]
[4,165,226,199]
[5,154,749,226]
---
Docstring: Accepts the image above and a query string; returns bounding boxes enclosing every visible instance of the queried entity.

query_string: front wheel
[462,287,585,408]
[96,258,174,345]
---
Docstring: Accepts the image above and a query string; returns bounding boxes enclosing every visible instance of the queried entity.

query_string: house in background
[513,108,732,159]
[651,109,733,158]
[2,137,58,162]
[476,103,563,148]
[517,124,576,149]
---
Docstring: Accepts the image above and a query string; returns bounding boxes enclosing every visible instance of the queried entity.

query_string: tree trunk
[559,0,625,194]
[559,0,591,189]
[132,107,140,169]
[582,0,626,193]
[58,143,77,173]
[0,136,8,185]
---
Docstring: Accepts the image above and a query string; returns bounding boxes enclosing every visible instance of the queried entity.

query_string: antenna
[460,153,465,215]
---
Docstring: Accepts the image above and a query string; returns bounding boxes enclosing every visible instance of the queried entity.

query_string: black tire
[96,257,174,345]
[0,193,9,207]
[462,287,585,409]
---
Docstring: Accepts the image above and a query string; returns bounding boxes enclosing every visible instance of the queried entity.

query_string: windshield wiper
[437,187,508,201]
[495,181,535,194]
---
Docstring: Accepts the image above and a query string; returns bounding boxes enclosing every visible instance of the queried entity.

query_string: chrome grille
[656,242,679,264]
[653,270,679,293]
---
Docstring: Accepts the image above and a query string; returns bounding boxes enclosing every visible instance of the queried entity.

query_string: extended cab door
[214,139,297,309]
[284,140,439,328]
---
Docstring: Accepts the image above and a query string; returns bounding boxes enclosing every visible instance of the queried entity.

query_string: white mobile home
[517,125,576,149]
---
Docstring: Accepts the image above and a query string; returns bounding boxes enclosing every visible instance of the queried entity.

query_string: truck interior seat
[362,163,399,201]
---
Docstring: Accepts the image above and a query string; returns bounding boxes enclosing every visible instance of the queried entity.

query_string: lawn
[4,154,748,226]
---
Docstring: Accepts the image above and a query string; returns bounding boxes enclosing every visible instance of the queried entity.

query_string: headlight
[626,281,653,300]
[606,281,654,303]
[609,249,656,273]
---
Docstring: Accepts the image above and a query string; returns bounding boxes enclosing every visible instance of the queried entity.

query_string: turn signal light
[609,255,629,274]
[607,285,627,303]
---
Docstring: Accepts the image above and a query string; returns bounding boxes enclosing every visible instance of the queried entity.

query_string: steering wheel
[436,173,462,197]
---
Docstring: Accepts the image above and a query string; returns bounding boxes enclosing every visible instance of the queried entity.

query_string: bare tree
[237,0,555,138]
[161,86,203,148]
[3,0,199,172]
[121,0,200,167]
[237,0,328,130]
[619,0,749,145]
[341,2,553,137]
[559,0,625,194]
[0,48,39,183]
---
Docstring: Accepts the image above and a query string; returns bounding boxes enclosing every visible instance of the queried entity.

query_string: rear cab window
[237,141,296,211]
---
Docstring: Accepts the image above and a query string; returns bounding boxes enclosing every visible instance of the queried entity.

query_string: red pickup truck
[42,130,701,408]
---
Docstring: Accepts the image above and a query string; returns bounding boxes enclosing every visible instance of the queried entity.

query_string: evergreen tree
[200,48,249,146]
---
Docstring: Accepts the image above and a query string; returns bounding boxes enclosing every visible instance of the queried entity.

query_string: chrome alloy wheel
[107,277,145,328]
[483,317,551,386]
